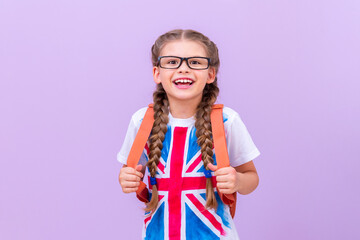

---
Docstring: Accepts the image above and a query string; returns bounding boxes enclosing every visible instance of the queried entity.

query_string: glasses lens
[188,57,209,69]
[159,57,181,69]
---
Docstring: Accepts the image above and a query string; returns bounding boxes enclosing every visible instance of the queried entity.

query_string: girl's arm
[233,161,259,195]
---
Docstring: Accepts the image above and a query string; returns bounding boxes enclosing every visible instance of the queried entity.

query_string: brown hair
[146,29,220,212]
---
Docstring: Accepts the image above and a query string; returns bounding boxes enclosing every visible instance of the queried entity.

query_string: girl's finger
[215,175,228,183]
[135,164,143,172]
[216,182,231,189]
[218,188,235,194]
[122,167,143,178]
[126,168,143,178]
[135,164,144,178]
[123,187,138,193]
[123,181,140,188]
[207,162,218,172]
[124,174,141,182]
[217,187,230,194]
[214,167,234,176]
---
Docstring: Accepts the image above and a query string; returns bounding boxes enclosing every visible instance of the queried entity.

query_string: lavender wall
[1,0,359,239]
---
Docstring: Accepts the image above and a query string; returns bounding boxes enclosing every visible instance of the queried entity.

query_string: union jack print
[141,123,233,240]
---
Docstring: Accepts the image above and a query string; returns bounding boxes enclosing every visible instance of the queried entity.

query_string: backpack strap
[126,103,237,217]
[211,104,237,218]
[126,104,154,203]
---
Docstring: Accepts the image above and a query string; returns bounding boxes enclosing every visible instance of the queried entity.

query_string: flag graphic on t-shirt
[142,125,232,240]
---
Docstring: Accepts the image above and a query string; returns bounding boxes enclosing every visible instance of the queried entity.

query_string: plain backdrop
[1,0,359,239]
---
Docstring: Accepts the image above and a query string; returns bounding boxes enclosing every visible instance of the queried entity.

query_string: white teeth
[175,79,193,84]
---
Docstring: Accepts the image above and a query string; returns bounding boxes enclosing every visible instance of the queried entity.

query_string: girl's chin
[167,93,203,103]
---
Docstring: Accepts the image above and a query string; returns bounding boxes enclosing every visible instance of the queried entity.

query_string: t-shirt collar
[168,112,196,127]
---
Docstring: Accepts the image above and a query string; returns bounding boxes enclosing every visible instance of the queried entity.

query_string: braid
[145,84,169,212]
[195,81,220,210]
[149,29,221,212]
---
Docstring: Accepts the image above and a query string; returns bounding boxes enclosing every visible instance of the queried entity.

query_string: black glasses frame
[157,56,211,70]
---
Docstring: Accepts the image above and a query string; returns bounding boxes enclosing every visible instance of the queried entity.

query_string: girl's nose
[177,59,190,72]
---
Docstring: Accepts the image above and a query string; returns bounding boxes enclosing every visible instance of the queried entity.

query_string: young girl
[117,29,261,240]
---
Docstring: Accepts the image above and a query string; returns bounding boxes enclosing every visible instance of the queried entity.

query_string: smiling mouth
[173,79,194,85]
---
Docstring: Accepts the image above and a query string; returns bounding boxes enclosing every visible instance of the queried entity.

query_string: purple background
[1,0,359,239]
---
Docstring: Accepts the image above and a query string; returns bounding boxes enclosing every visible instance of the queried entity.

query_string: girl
[118,29,261,240]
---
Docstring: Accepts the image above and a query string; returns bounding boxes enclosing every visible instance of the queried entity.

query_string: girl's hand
[119,164,144,193]
[207,162,241,194]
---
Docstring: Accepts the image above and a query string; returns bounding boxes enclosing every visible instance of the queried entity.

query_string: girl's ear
[206,67,216,84]
[153,66,161,84]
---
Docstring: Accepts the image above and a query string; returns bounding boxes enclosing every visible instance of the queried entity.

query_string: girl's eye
[190,60,200,65]
[168,60,178,65]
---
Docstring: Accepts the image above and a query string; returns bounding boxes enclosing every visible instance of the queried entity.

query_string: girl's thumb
[207,162,218,172]
[135,164,143,172]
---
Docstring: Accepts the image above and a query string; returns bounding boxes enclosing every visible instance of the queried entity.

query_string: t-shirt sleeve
[116,111,148,166]
[225,110,261,167]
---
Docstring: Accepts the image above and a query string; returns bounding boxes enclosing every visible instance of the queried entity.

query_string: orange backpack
[126,104,237,218]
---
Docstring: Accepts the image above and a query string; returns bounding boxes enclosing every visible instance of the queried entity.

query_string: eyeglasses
[157,56,211,70]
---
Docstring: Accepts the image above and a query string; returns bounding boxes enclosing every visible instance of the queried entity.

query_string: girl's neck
[168,98,201,119]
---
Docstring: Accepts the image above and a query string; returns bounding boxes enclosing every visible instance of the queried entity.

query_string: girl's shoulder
[222,106,242,125]
[129,106,149,128]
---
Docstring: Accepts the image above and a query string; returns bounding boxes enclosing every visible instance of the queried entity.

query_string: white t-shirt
[117,106,260,167]
[117,106,261,240]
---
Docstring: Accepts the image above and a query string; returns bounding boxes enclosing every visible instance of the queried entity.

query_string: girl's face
[153,40,216,106]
